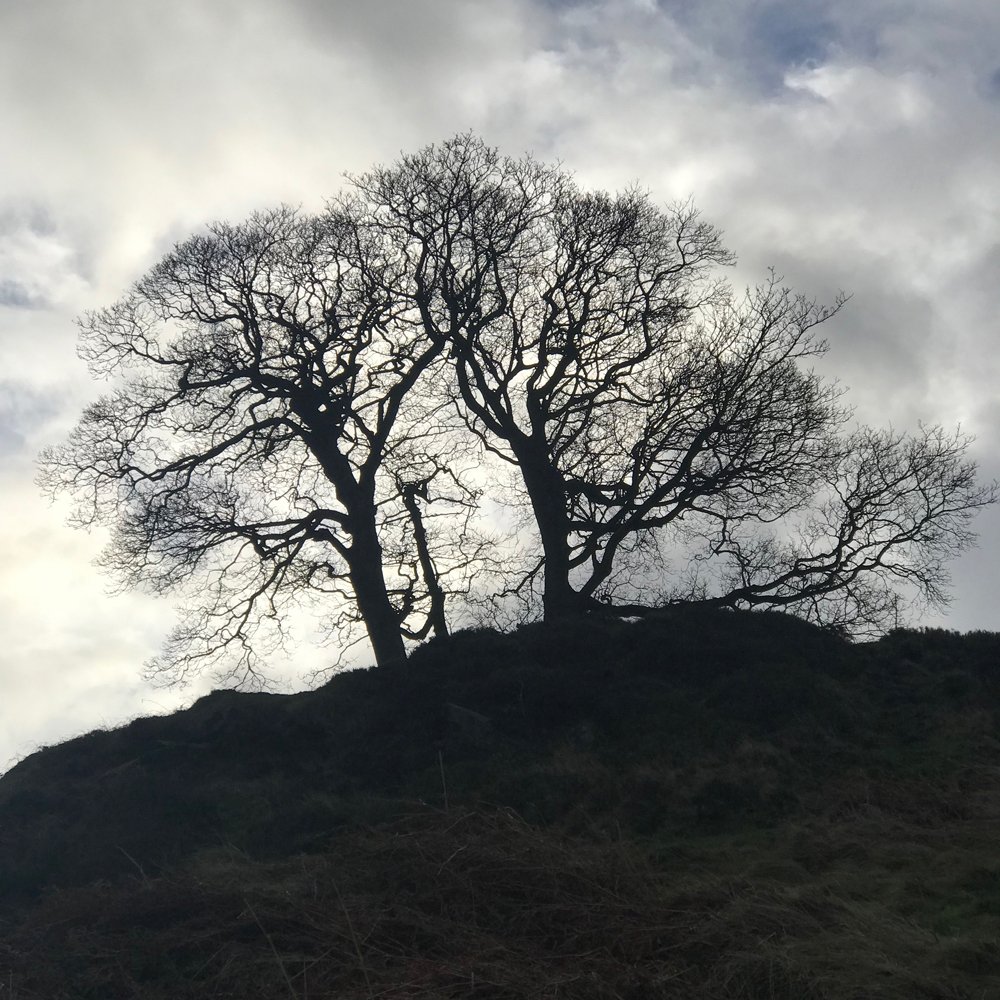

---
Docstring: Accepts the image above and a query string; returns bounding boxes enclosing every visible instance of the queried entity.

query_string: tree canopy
[39,135,997,679]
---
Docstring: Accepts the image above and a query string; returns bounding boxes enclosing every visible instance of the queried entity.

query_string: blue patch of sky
[658,0,843,92]
[0,279,45,310]
[749,3,833,70]
[530,0,857,95]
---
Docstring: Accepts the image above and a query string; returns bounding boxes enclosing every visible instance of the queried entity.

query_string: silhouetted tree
[41,136,997,684]
[356,136,996,634]
[39,204,482,678]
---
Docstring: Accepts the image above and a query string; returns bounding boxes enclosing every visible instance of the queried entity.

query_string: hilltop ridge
[2,608,999,998]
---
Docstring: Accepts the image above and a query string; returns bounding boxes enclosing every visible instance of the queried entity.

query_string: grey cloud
[0,202,56,237]
[0,200,89,310]
[0,381,61,458]
[0,279,45,309]
[281,0,546,133]
[0,0,549,286]
[527,0,855,97]
[985,67,1000,99]
[540,1,1000,100]
[656,0,845,92]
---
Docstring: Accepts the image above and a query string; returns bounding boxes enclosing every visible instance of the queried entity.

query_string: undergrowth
[1,609,998,998]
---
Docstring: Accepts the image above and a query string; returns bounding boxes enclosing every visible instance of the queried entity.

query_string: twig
[244,896,299,999]
[116,846,151,886]
[437,844,468,875]
[331,877,374,999]
[438,748,449,812]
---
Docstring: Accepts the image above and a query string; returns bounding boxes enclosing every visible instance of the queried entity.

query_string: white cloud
[1,0,999,769]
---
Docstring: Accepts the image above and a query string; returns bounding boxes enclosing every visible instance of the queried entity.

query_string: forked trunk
[308,434,408,667]
[401,484,449,639]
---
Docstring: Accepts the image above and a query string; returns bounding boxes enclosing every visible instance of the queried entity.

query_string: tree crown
[39,135,997,681]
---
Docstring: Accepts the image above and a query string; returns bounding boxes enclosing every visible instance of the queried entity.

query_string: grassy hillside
[1,607,999,998]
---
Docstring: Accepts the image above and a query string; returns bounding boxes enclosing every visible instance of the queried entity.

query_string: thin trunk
[401,483,448,639]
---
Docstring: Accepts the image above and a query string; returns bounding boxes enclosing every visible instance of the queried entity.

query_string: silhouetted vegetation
[39,135,995,683]
[2,609,999,997]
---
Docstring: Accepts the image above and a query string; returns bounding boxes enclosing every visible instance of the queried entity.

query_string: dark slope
[2,608,999,998]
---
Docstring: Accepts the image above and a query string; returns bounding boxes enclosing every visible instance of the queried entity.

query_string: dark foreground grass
[1,609,999,997]
[2,802,998,999]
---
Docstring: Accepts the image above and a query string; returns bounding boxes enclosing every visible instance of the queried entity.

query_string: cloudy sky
[2,0,999,770]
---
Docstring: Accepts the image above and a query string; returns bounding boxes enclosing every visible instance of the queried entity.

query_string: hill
[1,607,999,998]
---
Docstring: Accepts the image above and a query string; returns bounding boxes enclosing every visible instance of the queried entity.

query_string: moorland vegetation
[2,608,1000,998]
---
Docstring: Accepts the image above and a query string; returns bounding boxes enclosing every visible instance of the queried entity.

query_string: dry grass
[3,614,1000,998]
[2,802,998,999]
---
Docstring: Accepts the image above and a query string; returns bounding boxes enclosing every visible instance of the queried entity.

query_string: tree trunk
[306,431,408,667]
[347,518,408,667]
[514,445,580,620]
[401,484,449,639]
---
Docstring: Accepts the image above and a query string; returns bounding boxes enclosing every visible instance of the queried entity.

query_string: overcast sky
[2,0,999,771]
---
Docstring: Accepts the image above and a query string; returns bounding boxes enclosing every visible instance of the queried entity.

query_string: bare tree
[358,136,996,635]
[40,135,997,685]
[354,137,732,617]
[39,204,471,678]
[676,421,994,634]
